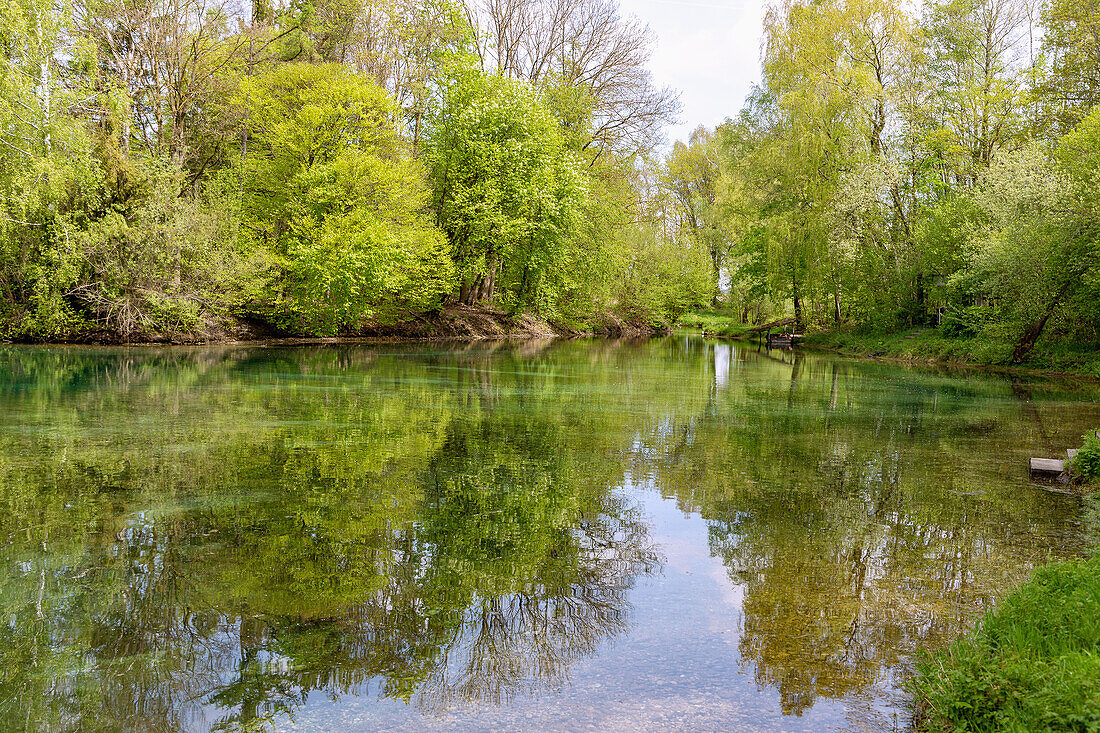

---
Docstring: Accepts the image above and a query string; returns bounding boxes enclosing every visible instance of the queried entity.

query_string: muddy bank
[5,305,668,345]
[353,305,662,340]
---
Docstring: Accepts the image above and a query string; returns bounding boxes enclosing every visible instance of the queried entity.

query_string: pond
[1,336,1097,732]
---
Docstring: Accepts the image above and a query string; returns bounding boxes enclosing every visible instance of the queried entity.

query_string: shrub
[1070,430,1100,481]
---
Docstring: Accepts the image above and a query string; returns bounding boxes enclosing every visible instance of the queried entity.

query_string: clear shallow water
[1,337,1097,732]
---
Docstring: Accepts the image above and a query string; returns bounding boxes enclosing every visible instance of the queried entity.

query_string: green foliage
[1039,0,1100,133]
[661,127,727,304]
[1,0,690,341]
[910,554,1100,732]
[66,158,238,338]
[236,62,454,335]
[1071,431,1100,481]
[939,305,990,339]
[613,225,712,325]
[715,0,1100,368]
[425,66,586,312]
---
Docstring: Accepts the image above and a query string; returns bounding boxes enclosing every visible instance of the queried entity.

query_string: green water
[0,337,1096,732]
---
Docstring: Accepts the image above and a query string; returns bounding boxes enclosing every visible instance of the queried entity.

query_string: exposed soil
[5,305,667,345]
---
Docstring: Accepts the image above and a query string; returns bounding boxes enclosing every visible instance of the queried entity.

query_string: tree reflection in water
[0,340,1095,730]
[0,345,659,732]
[647,346,1093,716]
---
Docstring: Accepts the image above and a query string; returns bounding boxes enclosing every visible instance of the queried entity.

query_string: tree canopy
[0,0,708,341]
[709,0,1100,364]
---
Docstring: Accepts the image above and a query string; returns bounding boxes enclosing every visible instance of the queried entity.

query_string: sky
[616,0,767,146]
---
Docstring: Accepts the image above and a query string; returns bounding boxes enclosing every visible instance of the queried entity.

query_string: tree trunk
[1012,278,1076,363]
[37,15,51,155]
[711,244,721,307]
[518,264,530,305]
[477,253,498,304]
[478,267,496,302]
[792,276,804,333]
[915,272,926,324]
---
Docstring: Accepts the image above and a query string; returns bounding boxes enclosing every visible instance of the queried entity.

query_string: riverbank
[2,305,668,346]
[679,310,1100,379]
[908,546,1100,732]
[799,330,1100,380]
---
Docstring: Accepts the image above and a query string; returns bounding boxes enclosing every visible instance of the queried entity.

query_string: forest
[0,0,713,340]
[686,0,1100,365]
[2,0,1098,359]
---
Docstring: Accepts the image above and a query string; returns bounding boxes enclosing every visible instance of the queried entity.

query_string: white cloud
[618,0,766,145]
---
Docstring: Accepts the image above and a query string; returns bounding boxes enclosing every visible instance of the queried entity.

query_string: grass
[800,328,1100,379]
[909,552,1100,732]
[676,310,754,338]
[1069,431,1100,483]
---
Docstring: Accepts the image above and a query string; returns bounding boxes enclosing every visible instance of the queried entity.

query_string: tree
[73,0,248,166]
[1039,0,1100,133]
[465,0,679,159]
[749,0,860,330]
[661,127,727,306]
[425,66,585,309]
[919,0,1030,185]
[968,110,1100,362]
[351,0,472,149]
[0,0,105,337]
[236,63,454,334]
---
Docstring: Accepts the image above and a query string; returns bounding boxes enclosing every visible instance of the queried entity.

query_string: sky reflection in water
[0,336,1096,732]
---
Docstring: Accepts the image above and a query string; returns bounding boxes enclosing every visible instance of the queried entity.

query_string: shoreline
[793,340,1100,383]
[1,305,669,347]
[696,325,1100,383]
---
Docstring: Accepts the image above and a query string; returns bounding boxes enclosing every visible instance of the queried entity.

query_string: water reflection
[0,340,1096,731]
[652,343,1093,716]
[0,345,659,731]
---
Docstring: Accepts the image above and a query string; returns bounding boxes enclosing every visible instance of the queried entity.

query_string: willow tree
[746,0,862,330]
[723,0,931,329]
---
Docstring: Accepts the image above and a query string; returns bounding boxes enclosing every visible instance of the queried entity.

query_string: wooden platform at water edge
[743,318,803,349]
[1029,449,1079,478]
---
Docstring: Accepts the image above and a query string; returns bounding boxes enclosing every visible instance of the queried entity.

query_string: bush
[910,554,1100,731]
[939,305,992,339]
[1071,431,1100,481]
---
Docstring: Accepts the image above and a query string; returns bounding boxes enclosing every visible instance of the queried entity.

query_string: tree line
[669,0,1100,363]
[0,0,713,340]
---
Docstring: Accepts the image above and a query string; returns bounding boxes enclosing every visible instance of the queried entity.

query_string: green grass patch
[676,310,753,337]
[800,328,1100,378]
[1070,431,1100,484]
[910,553,1100,732]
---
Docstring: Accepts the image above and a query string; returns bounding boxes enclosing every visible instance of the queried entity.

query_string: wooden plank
[746,317,795,335]
[1029,457,1065,474]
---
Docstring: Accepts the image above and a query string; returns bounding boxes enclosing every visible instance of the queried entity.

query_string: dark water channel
[1,336,1097,732]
